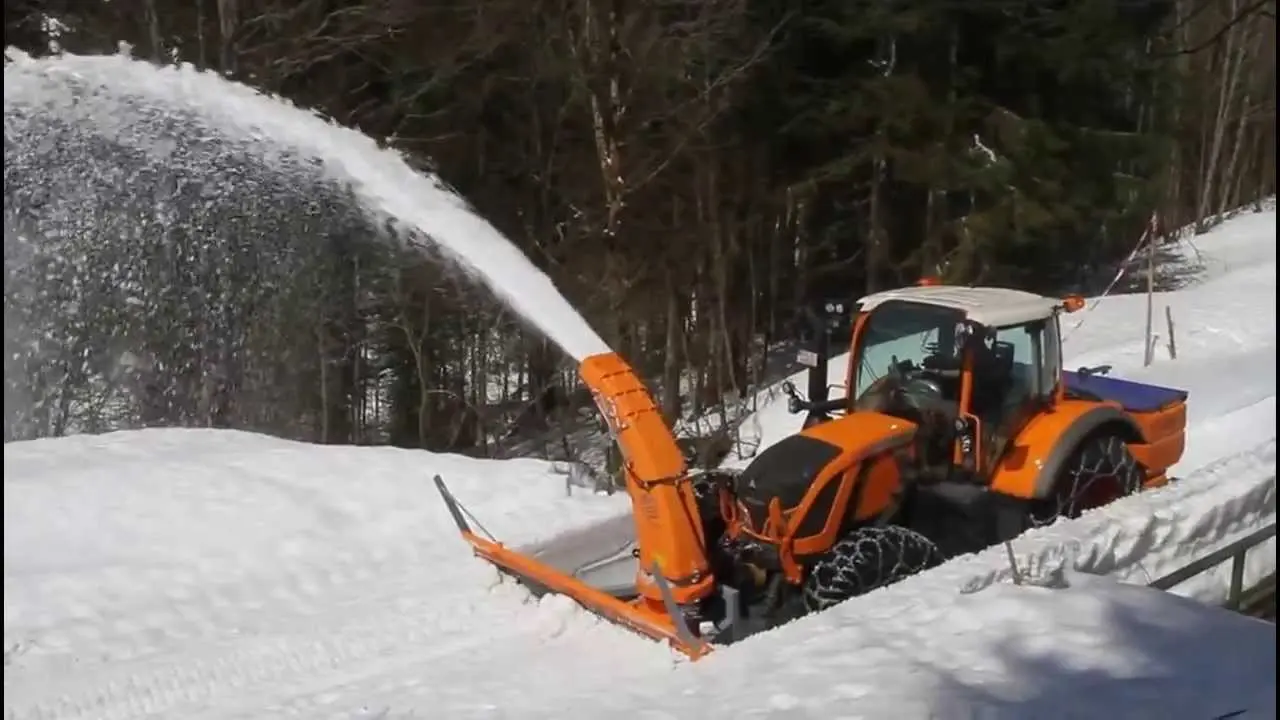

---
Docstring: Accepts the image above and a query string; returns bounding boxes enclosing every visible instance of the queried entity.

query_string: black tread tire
[802,525,943,613]
[1031,433,1143,526]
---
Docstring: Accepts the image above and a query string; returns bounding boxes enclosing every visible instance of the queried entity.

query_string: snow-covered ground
[596,568,1276,720]
[4,431,651,720]
[4,206,1276,719]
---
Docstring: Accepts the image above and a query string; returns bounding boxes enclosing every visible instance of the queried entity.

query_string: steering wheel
[850,373,884,411]
[854,364,948,418]
[900,376,949,416]
[854,373,909,414]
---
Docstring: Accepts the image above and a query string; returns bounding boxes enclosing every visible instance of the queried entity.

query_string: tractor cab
[782,285,1083,481]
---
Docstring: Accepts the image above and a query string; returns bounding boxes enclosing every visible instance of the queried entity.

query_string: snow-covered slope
[4,206,1276,719]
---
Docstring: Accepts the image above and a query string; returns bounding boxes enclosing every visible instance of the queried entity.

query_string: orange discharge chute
[434,352,717,660]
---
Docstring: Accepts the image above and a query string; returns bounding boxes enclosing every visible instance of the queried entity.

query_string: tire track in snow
[8,549,541,720]
[5,531,674,720]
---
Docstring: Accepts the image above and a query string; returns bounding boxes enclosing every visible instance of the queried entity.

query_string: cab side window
[992,323,1036,404]
[976,320,1055,461]
[1039,316,1062,398]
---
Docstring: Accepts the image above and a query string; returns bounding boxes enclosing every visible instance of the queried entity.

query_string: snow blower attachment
[437,285,1189,662]
[434,352,726,659]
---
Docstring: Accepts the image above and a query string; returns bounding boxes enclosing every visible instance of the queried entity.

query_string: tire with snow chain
[1031,433,1143,526]
[801,526,943,613]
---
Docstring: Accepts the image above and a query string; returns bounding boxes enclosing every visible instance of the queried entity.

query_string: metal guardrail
[1149,521,1277,612]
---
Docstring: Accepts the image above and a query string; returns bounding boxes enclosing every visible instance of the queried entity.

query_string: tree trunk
[661,281,683,420]
[1196,0,1246,228]
[144,0,164,61]
[216,0,237,73]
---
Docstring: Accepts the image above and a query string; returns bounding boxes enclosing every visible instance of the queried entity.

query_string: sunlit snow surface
[3,50,1276,719]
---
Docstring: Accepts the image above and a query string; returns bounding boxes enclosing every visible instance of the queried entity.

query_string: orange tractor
[436,284,1188,658]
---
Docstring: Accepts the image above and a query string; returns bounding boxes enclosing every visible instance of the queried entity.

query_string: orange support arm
[579,352,717,608]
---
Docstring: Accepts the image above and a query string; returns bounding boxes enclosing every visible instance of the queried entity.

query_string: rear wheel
[802,526,943,613]
[1031,433,1143,526]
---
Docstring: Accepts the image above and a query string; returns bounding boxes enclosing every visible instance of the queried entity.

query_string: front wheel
[802,525,943,613]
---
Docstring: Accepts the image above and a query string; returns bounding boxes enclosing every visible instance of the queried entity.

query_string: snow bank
[592,571,1276,720]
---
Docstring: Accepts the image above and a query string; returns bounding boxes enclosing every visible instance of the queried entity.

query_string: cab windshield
[853,301,967,403]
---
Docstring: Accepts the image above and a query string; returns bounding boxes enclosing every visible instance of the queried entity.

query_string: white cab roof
[857,285,1063,327]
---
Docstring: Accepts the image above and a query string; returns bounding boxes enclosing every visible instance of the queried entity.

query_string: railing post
[1228,550,1246,611]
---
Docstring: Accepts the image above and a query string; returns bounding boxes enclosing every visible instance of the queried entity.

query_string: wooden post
[1165,306,1178,360]
[1004,541,1023,586]
[1143,215,1158,367]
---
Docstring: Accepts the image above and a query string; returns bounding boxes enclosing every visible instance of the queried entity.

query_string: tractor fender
[988,401,1145,501]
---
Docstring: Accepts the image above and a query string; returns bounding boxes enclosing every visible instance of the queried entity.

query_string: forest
[3,0,1276,468]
